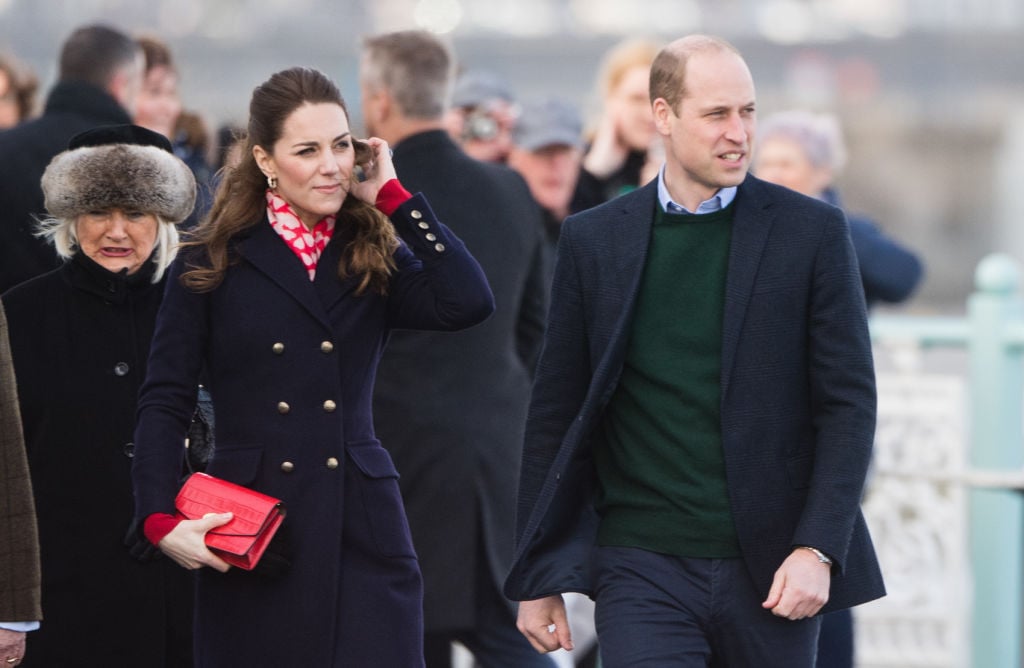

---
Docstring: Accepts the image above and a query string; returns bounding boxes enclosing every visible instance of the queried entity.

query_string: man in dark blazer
[0,24,142,294]
[506,35,885,667]
[360,31,552,668]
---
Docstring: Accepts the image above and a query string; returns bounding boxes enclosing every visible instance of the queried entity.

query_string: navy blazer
[132,194,493,666]
[504,175,885,614]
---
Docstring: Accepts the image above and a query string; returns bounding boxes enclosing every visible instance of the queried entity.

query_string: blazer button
[280,461,295,473]
[434,243,445,252]
[410,209,423,219]
[417,221,429,230]
[320,341,334,353]
[425,233,437,241]
[123,442,135,458]
[113,362,130,376]
[323,399,337,413]
[325,457,339,470]
[272,342,285,354]
[277,401,291,414]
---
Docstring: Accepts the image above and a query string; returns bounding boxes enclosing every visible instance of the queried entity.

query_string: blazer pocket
[786,453,814,490]
[347,441,416,559]
[205,442,263,487]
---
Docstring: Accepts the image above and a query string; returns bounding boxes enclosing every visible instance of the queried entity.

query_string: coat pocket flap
[347,443,400,480]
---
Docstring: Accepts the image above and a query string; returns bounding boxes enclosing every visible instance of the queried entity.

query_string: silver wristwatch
[797,546,833,565]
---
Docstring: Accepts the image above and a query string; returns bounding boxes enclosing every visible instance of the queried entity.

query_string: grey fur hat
[41,124,197,223]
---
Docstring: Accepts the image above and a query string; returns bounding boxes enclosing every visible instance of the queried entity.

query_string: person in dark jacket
[0,24,143,294]
[507,36,884,668]
[131,67,493,668]
[360,31,551,668]
[2,124,197,667]
[753,109,924,309]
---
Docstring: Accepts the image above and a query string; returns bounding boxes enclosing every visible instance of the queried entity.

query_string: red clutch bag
[174,472,286,571]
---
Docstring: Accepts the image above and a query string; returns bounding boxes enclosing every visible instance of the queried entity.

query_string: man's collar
[657,164,737,214]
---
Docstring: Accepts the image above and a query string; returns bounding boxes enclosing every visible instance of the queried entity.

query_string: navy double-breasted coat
[132,194,493,667]
[504,176,886,614]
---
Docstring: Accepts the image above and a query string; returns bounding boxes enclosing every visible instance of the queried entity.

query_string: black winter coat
[0,82,132,293]
[2,254,193,668]
[372,130,549,632]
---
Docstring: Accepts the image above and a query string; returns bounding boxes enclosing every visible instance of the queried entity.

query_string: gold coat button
[272,342,285,354]
[323,399,337,412]
[418,221,430,230]
[411,210,423,219]
[320,341,334,353]
[280,461,295,473]
[326,457,339,470]
[434,243,445,252]
[277,401,290,414]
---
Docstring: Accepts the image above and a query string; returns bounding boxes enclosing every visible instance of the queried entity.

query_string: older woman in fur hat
[0,124,197,667]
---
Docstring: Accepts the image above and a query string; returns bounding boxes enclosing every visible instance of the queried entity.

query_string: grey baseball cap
[513,97,583,151]
[451,70,515,109]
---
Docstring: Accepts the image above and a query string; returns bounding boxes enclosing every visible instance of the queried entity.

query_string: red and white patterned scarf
[265,189,336,280]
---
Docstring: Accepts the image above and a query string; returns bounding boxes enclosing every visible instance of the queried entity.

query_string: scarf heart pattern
[266,189,336,280]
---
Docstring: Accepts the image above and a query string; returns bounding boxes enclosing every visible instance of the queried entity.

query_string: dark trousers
[816,608,854,668]
[593,546,822,668]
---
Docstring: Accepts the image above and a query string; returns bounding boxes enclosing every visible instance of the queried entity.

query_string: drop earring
[267,174,278,189]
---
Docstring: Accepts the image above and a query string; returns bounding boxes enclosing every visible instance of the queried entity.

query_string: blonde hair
[36,214,180,283]
[597,38,662,100]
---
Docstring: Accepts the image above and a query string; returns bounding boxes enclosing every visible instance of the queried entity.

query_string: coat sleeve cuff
[143,512,181,546]
[375,178,413,216]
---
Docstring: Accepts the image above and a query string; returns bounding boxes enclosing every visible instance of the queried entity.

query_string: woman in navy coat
[131,67,494,667]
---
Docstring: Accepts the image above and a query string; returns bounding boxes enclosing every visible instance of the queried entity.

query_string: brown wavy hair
[181,67,398,294]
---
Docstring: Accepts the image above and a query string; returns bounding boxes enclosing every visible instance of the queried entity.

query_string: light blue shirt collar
[657,165,737,214]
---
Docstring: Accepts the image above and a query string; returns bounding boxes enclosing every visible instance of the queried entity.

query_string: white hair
[35,214,180,283]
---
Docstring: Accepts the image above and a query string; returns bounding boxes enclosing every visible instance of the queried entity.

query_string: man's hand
[0,628,26,666]
[516,595,574,654]
[762,548,831,619]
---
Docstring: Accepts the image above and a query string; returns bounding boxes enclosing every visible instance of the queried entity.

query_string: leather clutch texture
[175,472,285,570]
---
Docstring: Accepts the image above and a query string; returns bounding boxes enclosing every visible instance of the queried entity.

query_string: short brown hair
[649,35,741,112]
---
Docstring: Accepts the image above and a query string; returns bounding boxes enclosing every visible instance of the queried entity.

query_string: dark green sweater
[594,202,741,557]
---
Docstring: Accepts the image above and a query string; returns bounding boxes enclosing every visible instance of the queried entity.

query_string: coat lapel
[720,175,776,399]
[593,183,657,400]
[235,218,335,329]
[313,228,363,312]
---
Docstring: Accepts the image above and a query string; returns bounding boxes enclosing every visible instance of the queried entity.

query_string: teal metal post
[968,254,1024,668]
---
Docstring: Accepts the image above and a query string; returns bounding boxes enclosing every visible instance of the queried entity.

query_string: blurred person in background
[444,69,520,164]
[507,97,585,262]
[573,38,662,210]
[0,53,38,129]
[131,66,493,667]
[2,124,197,668]
[753,110,923,309]
[135,35,214,229]
[361,30,551,668]
[0,24,143,294]
[753,109,923,668]
[507,98,600,668]
[0,304,41,668]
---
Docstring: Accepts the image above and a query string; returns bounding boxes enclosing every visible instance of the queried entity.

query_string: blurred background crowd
[2,0,1023,311]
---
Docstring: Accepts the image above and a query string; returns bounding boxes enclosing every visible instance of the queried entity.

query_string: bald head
[649,35,743,113]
